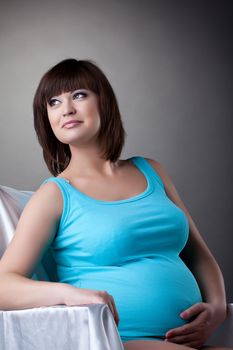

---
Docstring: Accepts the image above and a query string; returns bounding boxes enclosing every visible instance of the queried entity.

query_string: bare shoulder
[27,180,63,218]
[37,180,63,203]
[144,156,188,212]
[144,157,171,190]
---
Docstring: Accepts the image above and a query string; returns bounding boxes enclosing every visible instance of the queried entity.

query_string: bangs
[43,62,99,102]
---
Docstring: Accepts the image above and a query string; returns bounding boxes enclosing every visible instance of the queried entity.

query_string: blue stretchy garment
[41,156,202,343]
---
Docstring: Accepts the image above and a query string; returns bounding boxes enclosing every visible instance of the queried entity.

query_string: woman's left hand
[165,302,226,349]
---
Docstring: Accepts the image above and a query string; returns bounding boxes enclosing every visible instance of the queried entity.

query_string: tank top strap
[131,156,165,190]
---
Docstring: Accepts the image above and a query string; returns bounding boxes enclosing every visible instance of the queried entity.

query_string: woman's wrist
[209,300,227,326]
[57,282,74,305]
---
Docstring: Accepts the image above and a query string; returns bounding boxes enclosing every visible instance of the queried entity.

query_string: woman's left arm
[146,158,227,348]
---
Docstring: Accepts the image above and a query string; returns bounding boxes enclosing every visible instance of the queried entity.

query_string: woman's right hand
[63,284,120,326]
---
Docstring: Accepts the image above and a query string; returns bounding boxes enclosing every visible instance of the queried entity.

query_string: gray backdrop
[1,0,232,301]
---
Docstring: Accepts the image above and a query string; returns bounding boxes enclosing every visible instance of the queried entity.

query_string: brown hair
[33,58,127,176]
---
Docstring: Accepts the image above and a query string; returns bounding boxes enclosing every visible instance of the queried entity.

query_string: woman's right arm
[0,183,119,325]
[0,182,71,310]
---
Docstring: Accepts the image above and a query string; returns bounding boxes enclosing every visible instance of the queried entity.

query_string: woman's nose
[62,100,76,116]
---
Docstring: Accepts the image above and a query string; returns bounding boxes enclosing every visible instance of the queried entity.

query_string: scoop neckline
[58,156,154,205]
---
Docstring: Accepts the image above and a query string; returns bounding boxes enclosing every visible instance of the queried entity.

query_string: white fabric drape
[0,304,124,350]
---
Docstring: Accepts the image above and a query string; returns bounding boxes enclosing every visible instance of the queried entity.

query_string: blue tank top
[40,156,202,342]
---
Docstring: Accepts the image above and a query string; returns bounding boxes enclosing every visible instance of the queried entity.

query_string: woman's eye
[73,92,87,100]
[48,99,60,107]
[47,91,87,106]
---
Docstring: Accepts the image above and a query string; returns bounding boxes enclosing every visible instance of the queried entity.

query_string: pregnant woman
[0,59,230,350]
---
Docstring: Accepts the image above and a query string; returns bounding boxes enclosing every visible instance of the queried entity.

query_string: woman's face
[46,88,101,147]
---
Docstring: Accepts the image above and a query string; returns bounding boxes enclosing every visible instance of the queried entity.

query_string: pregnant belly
[68,256,203,339]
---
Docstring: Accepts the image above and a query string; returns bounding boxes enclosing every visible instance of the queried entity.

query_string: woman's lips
[62,121,83,128]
